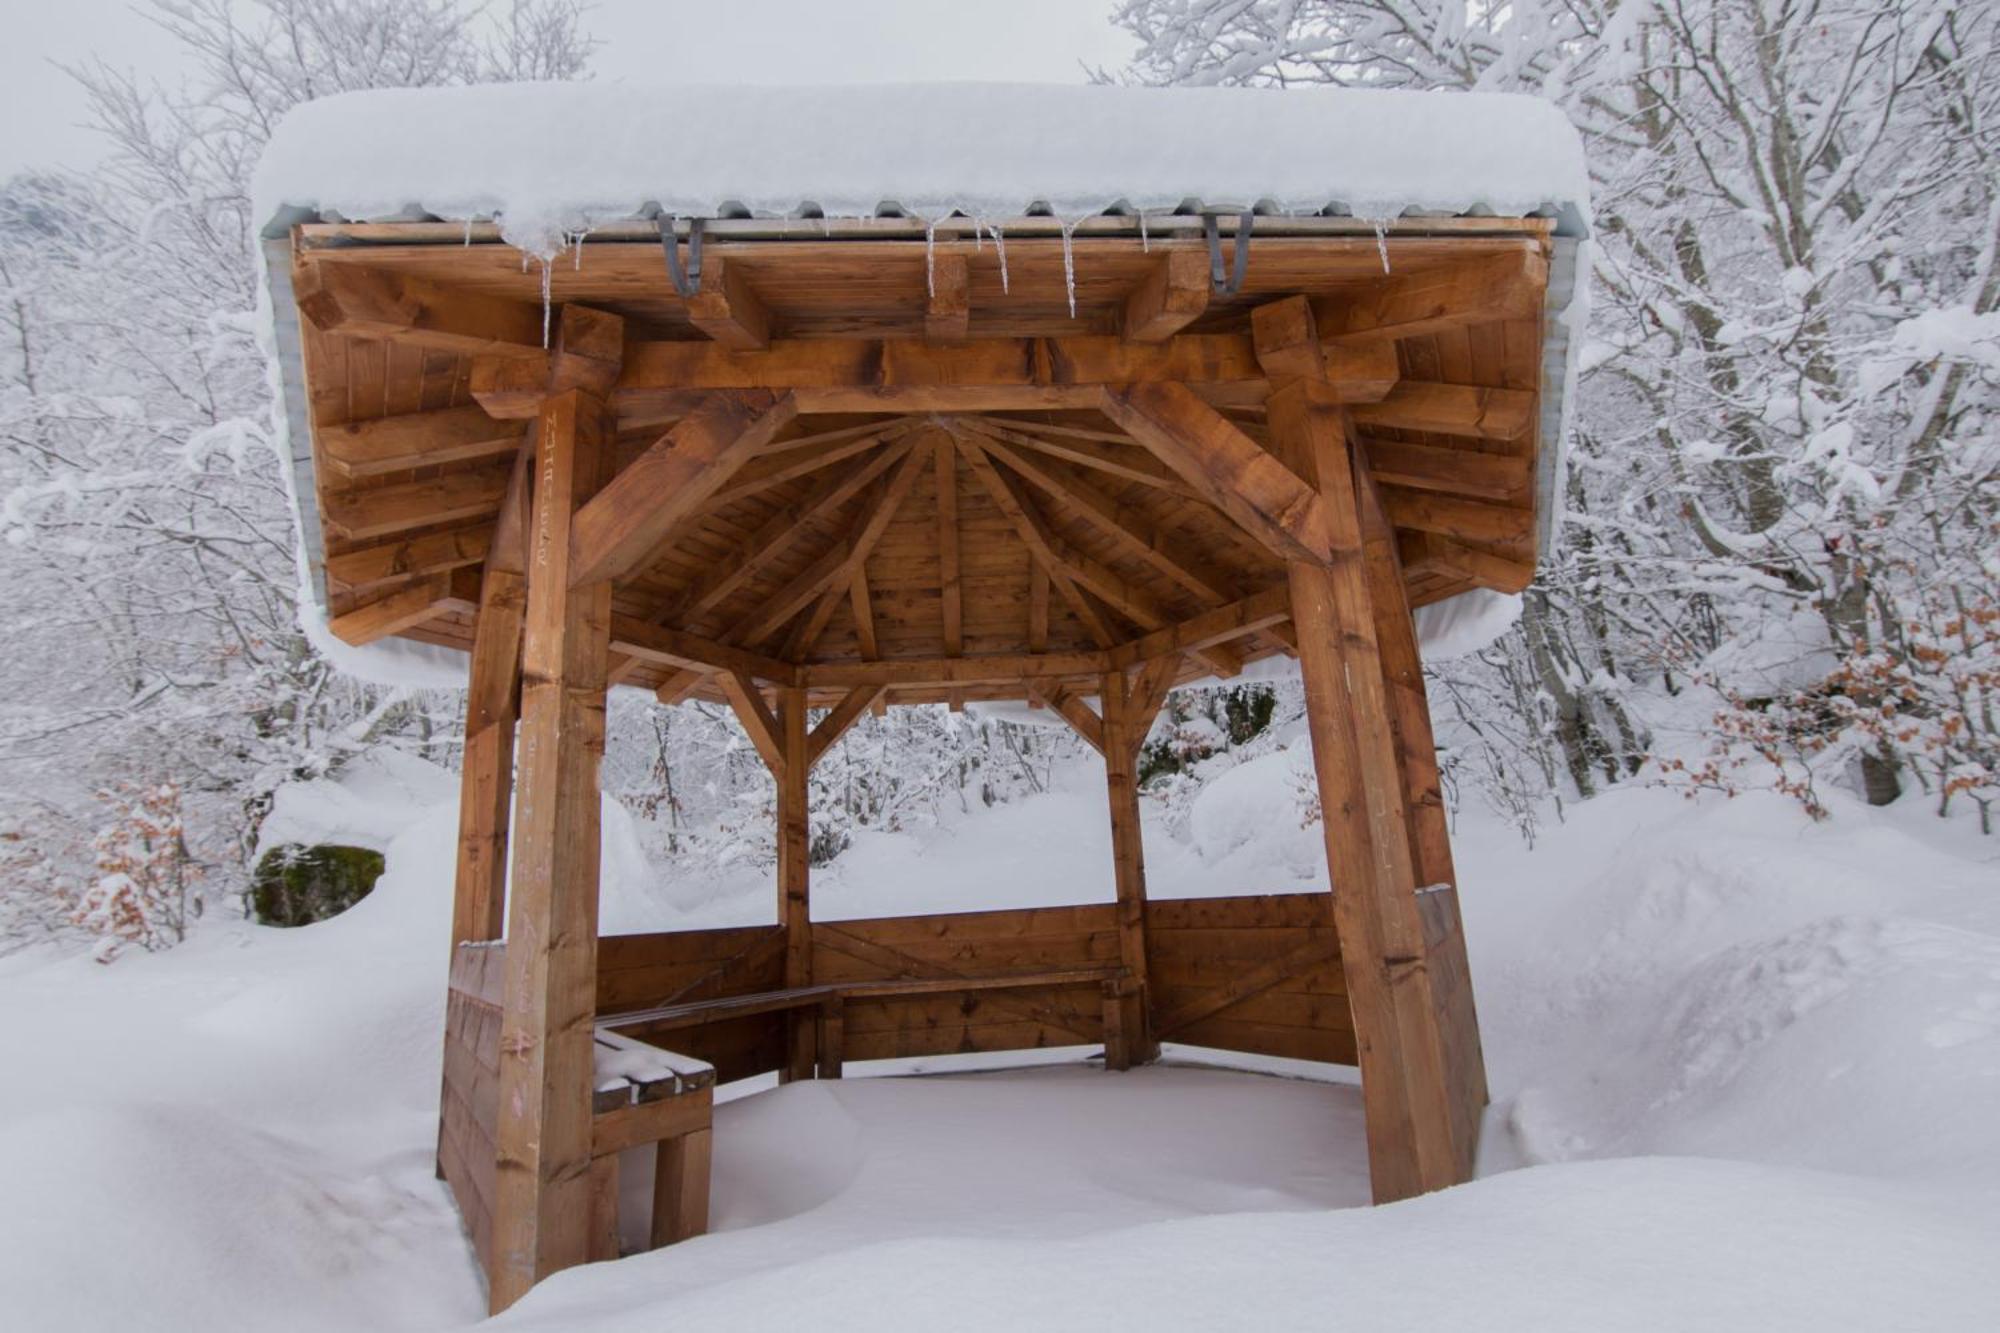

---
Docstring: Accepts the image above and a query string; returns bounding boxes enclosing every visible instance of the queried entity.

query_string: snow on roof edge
[253,82,1591,255]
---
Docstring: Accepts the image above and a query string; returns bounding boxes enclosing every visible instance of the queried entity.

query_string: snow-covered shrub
[69,783,201,961]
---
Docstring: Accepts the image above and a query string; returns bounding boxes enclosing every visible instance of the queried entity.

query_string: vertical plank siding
[441,942,505,1285]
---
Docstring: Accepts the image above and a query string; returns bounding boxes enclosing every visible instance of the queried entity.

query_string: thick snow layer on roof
[254,81,1590,255]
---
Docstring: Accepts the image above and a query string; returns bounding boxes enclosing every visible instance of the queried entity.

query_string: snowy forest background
[2,0,1995,956]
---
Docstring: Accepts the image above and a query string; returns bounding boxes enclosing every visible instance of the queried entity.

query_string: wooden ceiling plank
[1375,485,1534,550]
[322,464,513,541]
[1358,436,1533,502]
[324,523,494,591]
[1316,247,1548,347]
[566,390,800,587]
[328,574,453,646]
[955,418,1196,499]
[320,405,525,479]
[1407,534,1536,593]
[801,650,1106,689]
[954,437,1118,649]
[1349,382,1535,441]
[936,437,962,658]
[707,426,912,508]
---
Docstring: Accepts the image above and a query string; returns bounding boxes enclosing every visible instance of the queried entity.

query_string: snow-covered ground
[2,750,1996,1330]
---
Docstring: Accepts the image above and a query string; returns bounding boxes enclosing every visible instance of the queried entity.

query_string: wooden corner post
[489,308,621,1314]
[1100,662,1172,1068]
[1271,377,1483,1201]
[777,685,815,1081]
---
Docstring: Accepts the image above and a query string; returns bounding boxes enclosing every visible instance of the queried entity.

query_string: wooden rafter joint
[719,671,787,780]
[685,257,772,351]
[1251,294,1398,400]
[294,260,544,357]
[1027,679,1104,756]
[1122,249,1209,343]
[319,405,525,480]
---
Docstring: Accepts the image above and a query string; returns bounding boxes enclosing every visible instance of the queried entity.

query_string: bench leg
[782,1011,818,1083]
[651,1128,712,1248]
[587,1154,621,1261]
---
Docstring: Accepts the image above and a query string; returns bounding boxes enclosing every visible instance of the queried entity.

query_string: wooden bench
[586,1029,714,1259]
[599,966,1143,1077]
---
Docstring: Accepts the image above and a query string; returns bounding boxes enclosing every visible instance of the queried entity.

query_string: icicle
[1059,217,1080,319]
[925,216,938,299]
[462,218,473,247]
[539,258,552,348]
[1373,217,1391,275]
[1138,211,1150,253]
[991,223,1009,295]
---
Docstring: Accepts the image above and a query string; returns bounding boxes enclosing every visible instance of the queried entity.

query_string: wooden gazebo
[260,82,1583,1315]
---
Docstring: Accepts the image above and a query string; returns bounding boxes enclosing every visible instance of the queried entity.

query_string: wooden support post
[1355,461,1489,1180]
[651,1128,713,1248]
[776,686,816,1082]
[489,382,616,1314]
[1271,377,1472,1202]
[1100,671,1164,1067]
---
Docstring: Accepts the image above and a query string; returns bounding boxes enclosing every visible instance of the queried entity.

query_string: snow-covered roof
[255,81,1591,254]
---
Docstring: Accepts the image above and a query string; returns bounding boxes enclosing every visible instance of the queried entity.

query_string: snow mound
[256,747,458,856]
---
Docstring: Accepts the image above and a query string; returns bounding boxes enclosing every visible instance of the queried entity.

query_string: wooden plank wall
[1146,893,1357,1065]
[442,941,504,1281]
[595,925,789,1085]
[813,904,1121,1061]
[588,895,1357,1075]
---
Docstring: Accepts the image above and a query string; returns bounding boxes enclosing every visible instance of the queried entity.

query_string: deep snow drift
[1,755,1996,1331]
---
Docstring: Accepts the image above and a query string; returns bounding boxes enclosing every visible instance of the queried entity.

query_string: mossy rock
[249,843,385,927]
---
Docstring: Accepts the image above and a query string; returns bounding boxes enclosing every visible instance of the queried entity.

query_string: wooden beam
[609,616,797,685]
[926,252,970,342]
[473,332,1271,419]
[1349,381,1535,441]
[962,417,1197,499]
[706,428,909,508]
[449,442,533,954]
[971,431,1239,605]
[1359,436,1533,502]
[327,575,452,646]
[685,257,772,351]
[320,405,525,479]
[936,436,962,659]
[1271,377,1467,1203]
[323,464,512,541]
[1028,562,1049,653]
[1315,247,1547,346]
[1250,294,1398,399]
[954,437,1117,647]
[1108,584,1292,670]
[775,687,815,1082]
[800,650,1106,689]
[804,687,884,769]
[718,672,787,779]
[549,305,626,395]
[490,387,614,1313]
[295,261,544,357]
[1122,250,1209,343]
[1100,382,1332,565]
[1028,680,1103,756]
[654,668,708,706]
[663,440,915,629]
[567,390,799,587]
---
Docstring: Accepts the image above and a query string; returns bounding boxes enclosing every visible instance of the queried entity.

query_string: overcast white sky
[0,0,1135,178]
